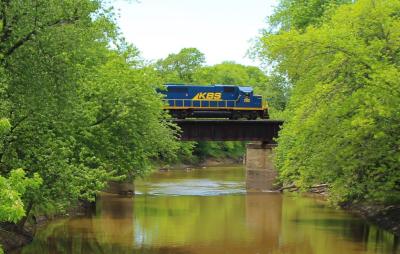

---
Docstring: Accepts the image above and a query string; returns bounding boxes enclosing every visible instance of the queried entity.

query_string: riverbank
[281,185,400,237]
[0,201,93,253]
[0,222,33,253]
[341,202,400,237]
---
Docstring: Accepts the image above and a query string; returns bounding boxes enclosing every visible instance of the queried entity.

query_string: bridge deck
[169,120,284,142]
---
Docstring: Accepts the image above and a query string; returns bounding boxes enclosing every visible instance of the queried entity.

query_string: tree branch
[279,183,331,191]
[1,15,81,64]
[10,112,32,133]
[92,113,113,126]
[378,23,398,68]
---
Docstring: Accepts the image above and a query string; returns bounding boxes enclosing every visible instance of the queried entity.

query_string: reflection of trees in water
[21,193,131,254]
[20,193,196,254]
[393,237,399,254]
[18,190,400,254]
[133,194,248,246]
[278,196,399,254]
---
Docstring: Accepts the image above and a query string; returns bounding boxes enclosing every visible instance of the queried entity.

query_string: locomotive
[157,84,269,120]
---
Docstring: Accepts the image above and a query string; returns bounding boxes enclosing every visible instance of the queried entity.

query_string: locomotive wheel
[230,112,239,120]
[247,112,258,120]
[177,112,187,119]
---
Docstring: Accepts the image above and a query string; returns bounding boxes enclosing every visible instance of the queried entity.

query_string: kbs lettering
[193,93,221,100]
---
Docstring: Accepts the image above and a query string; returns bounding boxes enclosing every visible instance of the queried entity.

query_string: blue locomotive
[157,84,269,120]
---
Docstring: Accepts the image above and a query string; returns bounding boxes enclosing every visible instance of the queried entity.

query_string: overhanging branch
[1,15,81,65]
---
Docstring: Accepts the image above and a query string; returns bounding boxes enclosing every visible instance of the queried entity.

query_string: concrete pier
[246,143,281,191]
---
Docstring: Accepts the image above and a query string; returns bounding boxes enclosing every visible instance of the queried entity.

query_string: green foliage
[194,141,247,160]
[253,0,400,205]
[267,0,351,31]
[155,47,206,83]
[193,61,266,86]
[0,0,179,239]
[76,49,180,181]
[172,142,198,164]
[0,169,42,223]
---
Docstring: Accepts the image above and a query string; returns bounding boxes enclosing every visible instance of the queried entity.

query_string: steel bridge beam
[169,120,284,142]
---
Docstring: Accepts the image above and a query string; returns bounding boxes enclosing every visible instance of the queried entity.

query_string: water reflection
[245,192,282,253]
[10,165,400,254]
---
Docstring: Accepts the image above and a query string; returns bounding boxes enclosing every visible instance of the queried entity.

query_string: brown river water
[10,165,400,254]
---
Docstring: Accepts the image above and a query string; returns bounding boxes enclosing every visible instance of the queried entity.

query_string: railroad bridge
[170,119,284,191]
[169,120,283,142]
[106,119,284,194]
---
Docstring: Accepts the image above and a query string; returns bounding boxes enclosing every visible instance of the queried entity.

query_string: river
[10,164,400,254]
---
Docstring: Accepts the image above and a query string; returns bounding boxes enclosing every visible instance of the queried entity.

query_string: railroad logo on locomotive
[192,92,222,100]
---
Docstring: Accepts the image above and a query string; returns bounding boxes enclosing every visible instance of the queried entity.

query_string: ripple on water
[138,179,246,196]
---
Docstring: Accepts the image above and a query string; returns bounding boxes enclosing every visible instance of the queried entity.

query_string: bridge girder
[169,120,284,142]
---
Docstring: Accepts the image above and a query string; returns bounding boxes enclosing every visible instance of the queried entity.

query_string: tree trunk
[17,200,34,233]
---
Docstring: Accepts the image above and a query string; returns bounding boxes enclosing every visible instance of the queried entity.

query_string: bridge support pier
[246,143,281,191]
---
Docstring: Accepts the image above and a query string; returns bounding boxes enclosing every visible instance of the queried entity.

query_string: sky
[112,0,278,67]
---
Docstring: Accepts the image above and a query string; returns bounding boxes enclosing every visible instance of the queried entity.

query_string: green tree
[253,0,400,205]
[156,47,206,83]
[0,0,179,238]
[248,0,351,114]
[193,61,264,86]
[267,0,351,31]
[0,119,42,253]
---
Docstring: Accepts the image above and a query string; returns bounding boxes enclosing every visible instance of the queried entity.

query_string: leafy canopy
[0,0,179,239]
[253,0,400,205]
[155,47,206,83]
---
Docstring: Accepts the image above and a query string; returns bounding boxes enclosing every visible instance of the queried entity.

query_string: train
[157,84,269,120]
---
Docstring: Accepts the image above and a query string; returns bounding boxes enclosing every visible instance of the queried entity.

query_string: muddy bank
[341,203,400,237]
[0,201,93,253]
[0,223,33,253]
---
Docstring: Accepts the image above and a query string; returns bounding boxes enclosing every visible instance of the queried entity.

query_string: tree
[0,119,42,253]
[253,0,400,205]
[0,0,179,237]
[194,61,258,86]
[267,0,351,32]
[248,0,351,111]
[155,47,206,83]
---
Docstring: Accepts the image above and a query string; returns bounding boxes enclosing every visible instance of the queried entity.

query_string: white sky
[112,0,278,67]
